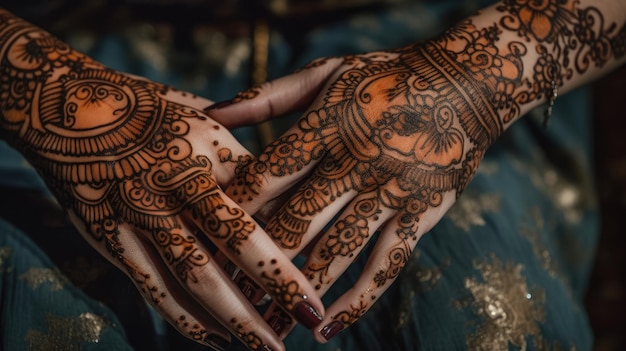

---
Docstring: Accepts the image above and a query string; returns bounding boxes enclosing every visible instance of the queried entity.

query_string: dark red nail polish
[293,301,323,329]
[204,99,234,111]
[267,313,287,336]
[320,320,344,341]
[223,260,239,278]
[267,307,293,336]
[235,272,265,303]
[206,334,229,351]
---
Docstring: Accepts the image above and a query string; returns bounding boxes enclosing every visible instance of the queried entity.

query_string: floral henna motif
[230,318,265,351]
[258,258,305,312]
[232,86,262,103]
[230,0,626,297]
[332,300,369,327]
[0,11,255,292]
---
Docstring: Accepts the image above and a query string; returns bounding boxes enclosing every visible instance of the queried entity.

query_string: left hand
[208,22,513,342]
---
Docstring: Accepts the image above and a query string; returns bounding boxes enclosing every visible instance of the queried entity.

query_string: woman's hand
[0,9,327,351]
[208,0,626,342]
[211,35,506,343]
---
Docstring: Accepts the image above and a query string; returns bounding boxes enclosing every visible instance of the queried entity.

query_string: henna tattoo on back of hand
[231,0,626,296]
[0,9,255,307]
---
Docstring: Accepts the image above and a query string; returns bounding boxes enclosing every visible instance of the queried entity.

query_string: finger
[301,192,396,294]
[169,106,253,185]
[311,204,444,344]
[260,190,396,339]
[225,112,331,213]
[188,188,327,332]
[215,251,268,305]
[143,222,286,351]
[205,57,343,128]
[66,212,234,350]
[222,152,364,332]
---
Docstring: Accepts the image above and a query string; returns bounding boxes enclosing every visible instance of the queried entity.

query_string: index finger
[186,187,326,331]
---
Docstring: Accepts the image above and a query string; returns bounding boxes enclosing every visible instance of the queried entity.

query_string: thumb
[205,57,342,129]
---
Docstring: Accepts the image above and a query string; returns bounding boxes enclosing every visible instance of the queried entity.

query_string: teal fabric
[0,217,133,351]
[274,88,597,351]
[0,0,599,350]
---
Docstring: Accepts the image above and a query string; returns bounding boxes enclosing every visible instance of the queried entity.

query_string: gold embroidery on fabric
[19,267,69,291]
[510,151,592,224]
[0,246,11,270]
[477,160,499,176]
[447,192,501,232]
[62,256,110,289]
[394,249,448,329]
[519,207,584,315]
[453,255,546,351]
[520,207,558,277]
[26,313,109,351]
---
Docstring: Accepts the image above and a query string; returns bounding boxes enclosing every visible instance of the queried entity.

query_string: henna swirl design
[0,10,260,344]
[228,0,626,333]
[235,35,506,256]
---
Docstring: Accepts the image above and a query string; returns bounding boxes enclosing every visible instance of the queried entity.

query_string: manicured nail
[267,307,293,336]
[293,301,323,329]
[268,314,287,336]
[223,260,240,279]
[320,320,344,341]
[233,271,265,303]
[204,99,233,111]
[206,334,229,351]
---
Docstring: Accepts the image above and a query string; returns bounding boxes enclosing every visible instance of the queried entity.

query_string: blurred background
[0,0,624,349]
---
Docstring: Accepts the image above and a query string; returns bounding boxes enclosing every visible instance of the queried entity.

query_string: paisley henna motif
[228,0,626,332]
[0,9,259,342]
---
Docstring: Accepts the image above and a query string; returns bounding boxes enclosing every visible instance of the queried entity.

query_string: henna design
[293,57,333,73]
[176,315,217,345]
[332,300,368,327]
[306,196,380,288]
[229,0,626,306]
[258,259,304,311]
[231,318,264,351]
[232,86,262,103]
[373,242,411,287]
[0,10,256,292]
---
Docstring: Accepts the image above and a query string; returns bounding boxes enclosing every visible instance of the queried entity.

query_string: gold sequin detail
[26,313,109,351]
[394,249,448,329]
[454,255,545,351]
[477,160,499,176]
[520,208,559,277]
[0,246,11,270]
[19,267,68,291]
[510,147,593,224]
[447,192,501,232]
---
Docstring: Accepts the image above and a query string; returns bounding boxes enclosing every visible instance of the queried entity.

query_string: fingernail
[223,260,240,279]
[204,99,233,111]
[293,301,323,329]
[262,345,275,351]
[206,334,229,351]
[267,313,287,336]
[320,320,344,341]
[234,271,265,304]
[267,307,293,336]
[240,283,255,300]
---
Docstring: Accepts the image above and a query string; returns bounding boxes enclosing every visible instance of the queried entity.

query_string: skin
[0,8,328,351]
[209,0,626,344]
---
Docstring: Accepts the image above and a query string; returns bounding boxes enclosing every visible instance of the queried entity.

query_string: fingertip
[205,333,231,351]
[265,305,294,338]
[320,320,344,341]
[204,99,234,112]
[293,300,324,329]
